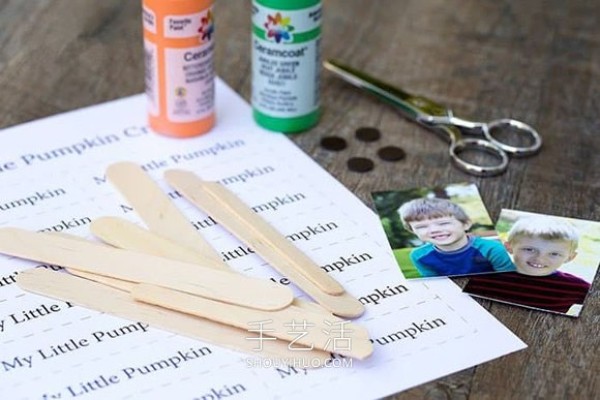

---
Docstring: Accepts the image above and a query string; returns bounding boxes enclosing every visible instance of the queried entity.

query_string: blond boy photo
[465,215,593,315]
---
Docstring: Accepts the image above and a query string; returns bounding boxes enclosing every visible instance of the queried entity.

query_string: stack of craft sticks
[0,162,372,366]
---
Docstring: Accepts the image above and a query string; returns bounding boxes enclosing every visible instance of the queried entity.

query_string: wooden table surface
[1,1,598,398]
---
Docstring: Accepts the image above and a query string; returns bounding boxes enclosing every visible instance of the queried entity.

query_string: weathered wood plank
[0,0,598,398]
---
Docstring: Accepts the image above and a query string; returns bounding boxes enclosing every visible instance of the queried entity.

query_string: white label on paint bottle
[251,2,321,118]
[252,38,320,118]
[164,41,215,122]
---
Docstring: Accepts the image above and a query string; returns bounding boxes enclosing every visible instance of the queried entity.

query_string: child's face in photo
[409,216,471,251]
[508,236,576,276]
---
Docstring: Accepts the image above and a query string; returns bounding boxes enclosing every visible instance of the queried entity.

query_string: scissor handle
[483,119,542,156]
[448,134,510,177]
[434,124,509,176]
[429,115,542,156]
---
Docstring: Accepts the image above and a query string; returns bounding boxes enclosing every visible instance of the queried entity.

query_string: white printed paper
[0,80,526,399]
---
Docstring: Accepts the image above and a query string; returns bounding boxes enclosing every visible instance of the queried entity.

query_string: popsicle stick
[66,269,372,343]
[289,299,366,334]
[87,222,358,322]
[69,266,367,337]
[293,299,334,315]
[77,224,361,325]
[164,170,365,318]
[59,230,362,328]
[46,233,130,290]
[106,162,226,268]
[90,217,226,270]
[0,227,293,311]
[88,221,339,316]
[164,170,344,295]
[16,269,330,366]
[68,269,135,292]
[44,233,130,287]
[46,232,94,241]
[133,283,373,360]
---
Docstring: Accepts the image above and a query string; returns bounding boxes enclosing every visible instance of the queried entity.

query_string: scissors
[323,60,542,176]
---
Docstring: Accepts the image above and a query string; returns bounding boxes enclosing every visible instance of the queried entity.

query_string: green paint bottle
[251,0,322,133]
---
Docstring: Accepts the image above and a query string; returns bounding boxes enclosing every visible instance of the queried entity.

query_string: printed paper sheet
[0,80,526,400]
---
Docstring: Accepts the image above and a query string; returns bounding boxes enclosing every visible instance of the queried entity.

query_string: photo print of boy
[464,210,598,317]
[371,183,515,279]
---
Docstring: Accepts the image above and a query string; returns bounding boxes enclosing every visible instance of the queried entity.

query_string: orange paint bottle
[142,0,215,137]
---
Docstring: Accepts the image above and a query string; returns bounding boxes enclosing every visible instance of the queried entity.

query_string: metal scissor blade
[323,60,449,121]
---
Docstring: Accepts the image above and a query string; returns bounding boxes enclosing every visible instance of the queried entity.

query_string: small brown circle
[320,136,348,151]
[377,146,406,162]
[355,127,381,142]
[347,157,374,172]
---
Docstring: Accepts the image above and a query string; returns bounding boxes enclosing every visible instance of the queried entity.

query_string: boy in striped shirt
[465,216,591,315]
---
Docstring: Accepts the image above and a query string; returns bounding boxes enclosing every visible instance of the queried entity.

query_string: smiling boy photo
[464,211,598,317]
[399,198,514,277]
[372,183,515,279]
[506,216,580,276]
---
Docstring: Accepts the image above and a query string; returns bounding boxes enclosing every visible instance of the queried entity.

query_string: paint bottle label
[143,0,215,138]
[252,1,322,133]
[164,42,215,122]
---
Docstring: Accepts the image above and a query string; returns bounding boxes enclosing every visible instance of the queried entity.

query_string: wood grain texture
[1,0,598,398]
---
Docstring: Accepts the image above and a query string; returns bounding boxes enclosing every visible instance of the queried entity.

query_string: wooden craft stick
[0,228,293,311]
[50,227,363,318]
[46,232,132,291]
[46,231,93,241]
[164,170,344,295]
[47,232,136,292]
[90,216,226,270]
[106,162,226,269]
[289,299,366,337]
[68,269,373,343]
[67,269,135,292]
[88,223,360,323]
[69,266,366,337]
[51,233,371,351]
[58,230,360,326]
[293,298,335,316]
[16,269,330,366]
[49,173,363,316]
[164,170,365,318]
[88,221,340,314]
[133,283,373,360]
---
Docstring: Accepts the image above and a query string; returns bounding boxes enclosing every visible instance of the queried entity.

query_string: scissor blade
[323,60,449,121]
